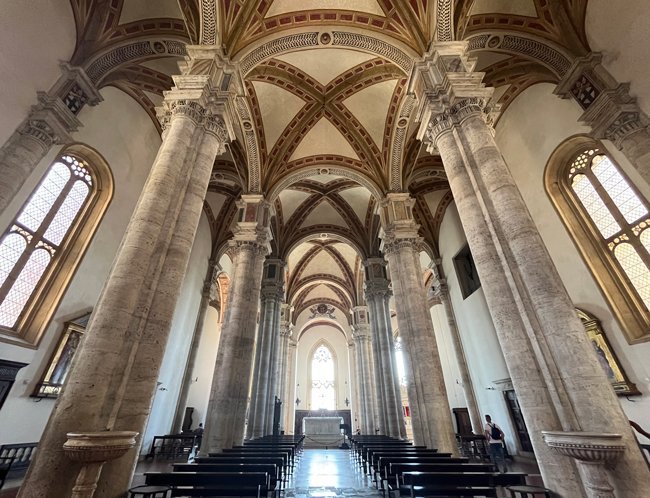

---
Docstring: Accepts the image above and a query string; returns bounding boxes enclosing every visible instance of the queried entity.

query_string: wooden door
[504,389,534,452]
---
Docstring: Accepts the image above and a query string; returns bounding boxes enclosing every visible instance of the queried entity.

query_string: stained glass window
[0,154,93,329]
[568,148,650,312]
[311,344,336,410]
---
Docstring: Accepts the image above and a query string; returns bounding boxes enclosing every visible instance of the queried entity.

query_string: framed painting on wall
[32,312,91,398]
[577,309,640,396]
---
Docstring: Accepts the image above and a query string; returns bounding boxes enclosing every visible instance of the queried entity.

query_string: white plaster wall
[142,214,212,453]
[586,0,650,118]
[182,307,221,429]
[0,87,162,444]
[429,305,466,412]
[0,1,76,144]
[494,82,650,441]
[439,203,519,450]
[295,324,351,411]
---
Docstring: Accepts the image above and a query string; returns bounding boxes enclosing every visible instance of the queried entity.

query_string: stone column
[379,195,458,454]
[19,47,234,498]
[247,259,284,439]
[356,305,386,434]
[347,339,362,433]
[283,335,297,433]
[276,304,292,432]
[364,259,406,438]
[556,53,650,186]
[264,265,286,435]
[0,63,102,214]
[351,314,376,434]
[202,195,272,453]
[429,264,482,434]
[416,41,650,496]
[173,259,221,432]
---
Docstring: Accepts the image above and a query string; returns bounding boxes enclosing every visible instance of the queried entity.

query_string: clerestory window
[546,137,650,344]
[0,145,112,346]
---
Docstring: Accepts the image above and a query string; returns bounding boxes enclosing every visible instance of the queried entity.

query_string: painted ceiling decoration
[66,0,592,324]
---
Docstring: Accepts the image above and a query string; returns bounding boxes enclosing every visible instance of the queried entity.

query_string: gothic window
[311,344,336,410]
[546,137,650,344]
[0,145,113,346]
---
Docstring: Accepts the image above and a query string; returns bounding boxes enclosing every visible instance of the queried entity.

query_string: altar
[302,416,344,448]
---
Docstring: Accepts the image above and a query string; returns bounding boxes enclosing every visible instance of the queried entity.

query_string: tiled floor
[285,449,380,498]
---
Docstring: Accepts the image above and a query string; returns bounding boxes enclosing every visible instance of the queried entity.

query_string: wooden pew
[145,471,269,498]
[399,471,527,497]
[364,449,448,475]
[214,449,292,472]
[384,463,495,497]
[198,455,288,479]
[173,463,281,492]
[375,457,470,493]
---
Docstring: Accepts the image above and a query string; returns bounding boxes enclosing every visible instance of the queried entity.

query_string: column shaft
[283,338,297,433]
[431,98,649,495]
[264,297,282,434]
[202,195,271,452]
[19,102,225,497]
[381,232,457,453]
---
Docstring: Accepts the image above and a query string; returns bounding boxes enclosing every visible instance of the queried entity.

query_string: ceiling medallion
[309,303,336,319]
[319,32,332,45]
[318,168,330,175]
[243,121,253,130]
[397,118,408,128]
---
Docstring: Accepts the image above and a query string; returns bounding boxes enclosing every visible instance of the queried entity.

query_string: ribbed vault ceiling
[63,0,591,324]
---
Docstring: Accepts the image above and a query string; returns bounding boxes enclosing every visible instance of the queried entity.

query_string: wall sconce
[295,397,301,406]
[344,397,349,407]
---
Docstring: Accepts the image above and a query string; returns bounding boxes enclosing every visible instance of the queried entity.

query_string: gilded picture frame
[577,309,640,396]
[32,312,91,398]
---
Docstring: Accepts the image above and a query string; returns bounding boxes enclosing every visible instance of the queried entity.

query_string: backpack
[490,423,502,440]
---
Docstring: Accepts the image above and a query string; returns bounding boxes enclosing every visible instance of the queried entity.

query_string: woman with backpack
[484,414,507,473]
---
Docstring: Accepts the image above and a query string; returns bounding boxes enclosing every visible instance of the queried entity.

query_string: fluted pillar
[203,195,272,452]
[556,53,650,186]
[416,41,650,496]
[347,339,362,433]
[173,259,221,432]
[379,196,458,454]
[247,260,284,439]
[356,305,385,434]
[429,264,482,434]
[264,264,286,435]
[364,259,406,438]
[351,314,376,434]
[0,63,102,214]
[19,47,234,498]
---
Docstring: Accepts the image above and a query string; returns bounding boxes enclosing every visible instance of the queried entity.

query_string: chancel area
[1,1,650,497]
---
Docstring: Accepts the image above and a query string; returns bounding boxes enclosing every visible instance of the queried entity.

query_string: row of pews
[350,435,527,497]
[143,435,304,497]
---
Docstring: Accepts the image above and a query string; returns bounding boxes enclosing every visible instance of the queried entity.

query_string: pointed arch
[545,135,650,344]
[308,339,338,410]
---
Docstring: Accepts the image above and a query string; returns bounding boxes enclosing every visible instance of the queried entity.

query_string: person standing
[484,414,507,473]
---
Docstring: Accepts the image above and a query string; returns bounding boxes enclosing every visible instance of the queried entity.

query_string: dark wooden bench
[145,435,196,460]
[398,471,527,497]
[145,471,269,498]
[385,463,497,496]
[0,442,37,478]
[216,449,292,470]
[173,463,280,491]
[364,449,448,475]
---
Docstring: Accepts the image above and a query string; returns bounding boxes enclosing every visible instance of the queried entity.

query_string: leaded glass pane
[592,155,648,224]
[394,336,407,387]
[614,242,650,310]
[17,162,70,231]
[44,180,90,245]
[311,345,336,410]
[0,233,27,288]
[0,248,51,327]
[571,173,621,238]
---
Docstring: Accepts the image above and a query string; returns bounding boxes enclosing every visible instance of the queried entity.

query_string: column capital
[379,193,423,255]
[351,323,372,340]
[411,42,496,151]
[230,195,273,255]
[202,258,222,299]
[555,52,648,148]
[351,305,370,327]
[364,278,392,300]
[157,46,242,144]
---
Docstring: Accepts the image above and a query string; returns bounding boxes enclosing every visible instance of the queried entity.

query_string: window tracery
[546,137,650,344]
[0,146,112,346]
[311,344,336,410]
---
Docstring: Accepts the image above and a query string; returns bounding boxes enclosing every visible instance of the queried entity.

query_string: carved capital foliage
[351,323,372,341]
[364,278,391,301]
[18,119,59,149]
[425,97,488,146]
